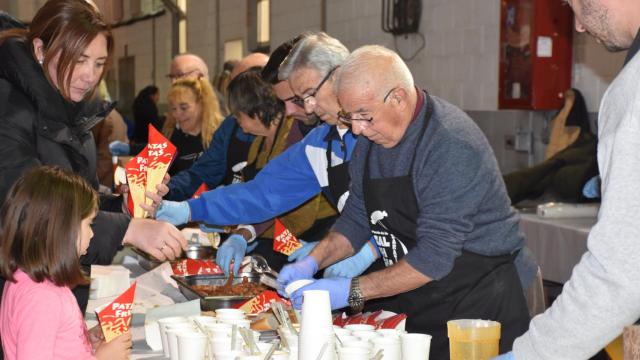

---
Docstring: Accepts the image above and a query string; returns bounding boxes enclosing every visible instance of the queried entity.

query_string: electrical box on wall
[499,0,573,110]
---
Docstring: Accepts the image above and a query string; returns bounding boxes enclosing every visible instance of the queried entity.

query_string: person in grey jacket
[498,1,640,359]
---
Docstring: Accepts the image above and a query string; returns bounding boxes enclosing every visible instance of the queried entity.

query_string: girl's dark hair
[227,67,284,127]
[0,166,98,288]
[0,0,113,102]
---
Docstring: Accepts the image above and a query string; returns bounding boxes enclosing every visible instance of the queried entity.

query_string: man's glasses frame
[337,87,397,124]
[287,67,338,108]
[166,69,204,81]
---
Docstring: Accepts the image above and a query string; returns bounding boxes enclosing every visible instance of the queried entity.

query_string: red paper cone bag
[273,218,302,256]
[125,150,148,218]
[145,125,176,207]
[96,282,137,342]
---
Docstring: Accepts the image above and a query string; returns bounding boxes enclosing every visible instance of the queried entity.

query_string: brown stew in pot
[192,276,266,297]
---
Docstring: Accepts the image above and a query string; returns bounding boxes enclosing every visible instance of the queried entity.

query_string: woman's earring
[38,59,43,65]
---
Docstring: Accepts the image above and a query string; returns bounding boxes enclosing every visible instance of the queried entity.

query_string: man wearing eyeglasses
[167,53,209,83]
[156,32,380,278]
[276,45,531,359]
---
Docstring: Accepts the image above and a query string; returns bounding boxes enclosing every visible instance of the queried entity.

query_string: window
[224,39,244,63]
[257,0,270,45]
[247,0,269,53]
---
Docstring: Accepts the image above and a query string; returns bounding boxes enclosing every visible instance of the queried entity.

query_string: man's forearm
[310,231,355,269]
[360,259,431,300]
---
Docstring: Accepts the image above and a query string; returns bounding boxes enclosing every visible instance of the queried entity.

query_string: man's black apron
[324,125,351,211]
[222,122,252,186]
[290,133,347,243]
[362,94,529,358]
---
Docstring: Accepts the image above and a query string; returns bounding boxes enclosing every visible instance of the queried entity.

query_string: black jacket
[0,35,130,311]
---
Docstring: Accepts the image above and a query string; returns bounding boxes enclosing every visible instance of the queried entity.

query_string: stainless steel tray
[132,244,216,271]
[172,273,261,311]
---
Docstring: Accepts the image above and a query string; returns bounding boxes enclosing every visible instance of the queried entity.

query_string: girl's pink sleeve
[13,287,61,359]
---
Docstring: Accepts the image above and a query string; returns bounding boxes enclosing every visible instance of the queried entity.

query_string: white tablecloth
[519,213,597,283]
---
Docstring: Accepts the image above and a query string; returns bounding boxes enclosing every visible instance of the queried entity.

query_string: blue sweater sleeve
[166,115,237,201]
[188,140,323,225]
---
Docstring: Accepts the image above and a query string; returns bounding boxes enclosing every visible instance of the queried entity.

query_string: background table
[519,213,597,283]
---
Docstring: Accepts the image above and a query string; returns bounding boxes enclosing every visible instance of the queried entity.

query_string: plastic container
[447,319,501,360]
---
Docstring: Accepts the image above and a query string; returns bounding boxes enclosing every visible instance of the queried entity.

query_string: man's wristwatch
[348,277,365,313]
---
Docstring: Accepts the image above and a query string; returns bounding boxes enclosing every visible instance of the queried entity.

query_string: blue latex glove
[276,256,318,297]
[246,241,259,253]
[156,200,190,226]
[216,234,247,276]
[109,140,130,156]
[287,240,317,262]
[582,175,601,199]
[290,277,350,310]
[324,241,377,278]
[493,352,515,360]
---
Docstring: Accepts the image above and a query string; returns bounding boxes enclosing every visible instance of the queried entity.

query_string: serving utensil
[252,255,279,278]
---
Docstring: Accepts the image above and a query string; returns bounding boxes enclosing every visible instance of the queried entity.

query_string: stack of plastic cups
[298,290,336,360]
[371,337,401,360]
[400,333,432,360]
[177,332,209,360]
[166,323,199,360]
[158,317,191,358]
[205,322,254,357]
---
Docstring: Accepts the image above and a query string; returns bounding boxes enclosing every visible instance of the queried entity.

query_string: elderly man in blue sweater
[277,45,531,359]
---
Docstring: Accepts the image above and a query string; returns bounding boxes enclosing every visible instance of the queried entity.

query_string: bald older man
[168,53,210,83]
[277,45,531,359]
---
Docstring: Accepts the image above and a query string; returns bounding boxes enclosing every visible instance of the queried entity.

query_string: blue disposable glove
[156,200,190,226]
[493,352,515,360]
[276,256,318,297]
[109,140,130,156]
[246,241,259,253]
[216,234,247,276]
[582,175,601,199]
[325,241,377,278]
[290,277,350,310]
[287,240,317,262]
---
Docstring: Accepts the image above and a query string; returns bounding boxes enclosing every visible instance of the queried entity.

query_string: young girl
[0,166,131,360]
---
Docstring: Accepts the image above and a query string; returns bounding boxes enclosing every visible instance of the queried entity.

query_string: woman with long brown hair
[0,0,185,317]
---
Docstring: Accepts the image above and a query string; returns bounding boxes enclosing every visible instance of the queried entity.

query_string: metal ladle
[251,255,281,290]
[251,255,279,277]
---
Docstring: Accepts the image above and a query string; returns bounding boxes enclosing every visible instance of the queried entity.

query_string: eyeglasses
[337,87,397,124]
[283,94,306,108]
[166,69,204,81]
[290,67,337,109]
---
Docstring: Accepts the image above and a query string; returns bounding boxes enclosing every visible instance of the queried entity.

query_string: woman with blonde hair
[163,76,224,175]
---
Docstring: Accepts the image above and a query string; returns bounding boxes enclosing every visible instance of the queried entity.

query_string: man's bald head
[336,45,413,101]
[336,45,418,148]
[169,54,210,83]
[230,53,269,80]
